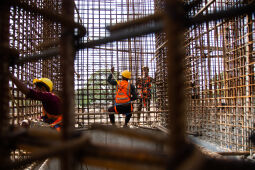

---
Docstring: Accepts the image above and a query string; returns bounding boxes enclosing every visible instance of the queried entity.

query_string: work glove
[40,115,49,123]
[51,124,61,132]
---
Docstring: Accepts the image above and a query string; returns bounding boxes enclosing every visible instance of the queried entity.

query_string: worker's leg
[109,114,115,124]
[108,106,115,125]
[146,98,151,118]
[147,99,151,111]
[137,99,142,122]
[145,98,151,123]
[116,104,132,127]
[124,113,132,126]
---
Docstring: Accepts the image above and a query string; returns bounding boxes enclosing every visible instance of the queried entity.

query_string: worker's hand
[111,67,114,73]
[50,124,61,132]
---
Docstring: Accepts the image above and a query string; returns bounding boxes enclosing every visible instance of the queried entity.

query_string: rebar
[2,0,255,169]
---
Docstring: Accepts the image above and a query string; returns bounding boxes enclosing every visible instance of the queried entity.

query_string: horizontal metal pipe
[217,151,253,156]
[90,124,168,144]
[77,21,164,49]
[15,48,60,65]
[203,156,255,170]
[12,22,162,65]
[11,4,255,66]
[106,13,163,32]
[83,157,164,170]
[188,3,255,27]
[75,110,168,116]
[2,136,89,169]
[82,143,168,165]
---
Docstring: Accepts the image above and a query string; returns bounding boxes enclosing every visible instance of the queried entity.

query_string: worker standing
[137,66,153,123]
[107,67,137,127]
[9,72,62,131]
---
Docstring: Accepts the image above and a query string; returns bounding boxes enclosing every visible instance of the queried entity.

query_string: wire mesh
[2,0,255,169]
[184,0,255,151]
[74,0,157,127]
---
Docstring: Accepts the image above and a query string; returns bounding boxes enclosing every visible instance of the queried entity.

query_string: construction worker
[9,72,62,131]
[107,67,137,127]
[137,66,153,123]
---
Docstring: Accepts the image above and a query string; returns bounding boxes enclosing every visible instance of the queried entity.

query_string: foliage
[75,69,120,106]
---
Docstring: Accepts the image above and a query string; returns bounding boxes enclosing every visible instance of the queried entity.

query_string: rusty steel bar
[75,110,168,116]
[1,136,89,170]
[217,151,253,156]
[0,0,11,166]
[82,143,168,166]
[15,48,60,65]
[60,0,76,169]
[106,13,163,33]
[188,2,255,27]
[90,124,168,144]
[61,0,76,139]
[185,0,255,152]
[83,157,164,170]
[78,21,163,49]
[164,1,196,169]
[4,0,86,38]
[10,3,254,67]
[165,0,186,147]
[0,1,10,133]
[202,156,255,170]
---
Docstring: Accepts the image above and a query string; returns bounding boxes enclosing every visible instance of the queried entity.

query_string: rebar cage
[1,0,255,169]
[184,0,255,151]
[74,0,159,127]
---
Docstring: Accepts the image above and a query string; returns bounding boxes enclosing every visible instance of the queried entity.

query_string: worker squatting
[8,66,153,130]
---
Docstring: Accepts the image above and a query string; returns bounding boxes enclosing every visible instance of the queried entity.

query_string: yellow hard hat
[33,78,53,92]
[121,70,131,79]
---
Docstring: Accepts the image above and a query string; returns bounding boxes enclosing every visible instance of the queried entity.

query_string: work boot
[125,113,132,125]
[123,123,129,128]
[109,114,115,125]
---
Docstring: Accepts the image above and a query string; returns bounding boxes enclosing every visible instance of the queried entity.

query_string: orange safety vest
[42,108,62,132]
[114,80,133,113]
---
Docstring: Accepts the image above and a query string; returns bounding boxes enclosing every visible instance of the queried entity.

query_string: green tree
[75,69,120,107]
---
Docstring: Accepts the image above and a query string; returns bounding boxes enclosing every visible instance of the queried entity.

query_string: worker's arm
[107,74,117,85]
[150,77,155,84]
[9,72,55,101]
[26,89,57,101]
[9,72,30,95]
[130,84,138,101]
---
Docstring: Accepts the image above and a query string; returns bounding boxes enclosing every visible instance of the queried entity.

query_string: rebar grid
[154,0,169,127]
[74,0,157,127]
[184,0,255,151]
[7,0,63,162]
[1,0,255,169]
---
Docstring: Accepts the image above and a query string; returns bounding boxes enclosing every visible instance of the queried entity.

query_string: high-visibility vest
[115,80,131,104]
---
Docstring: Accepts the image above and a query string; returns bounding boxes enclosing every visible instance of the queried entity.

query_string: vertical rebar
[61,0,76,169]
[165,0,185,146]
[0,0,10,164]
